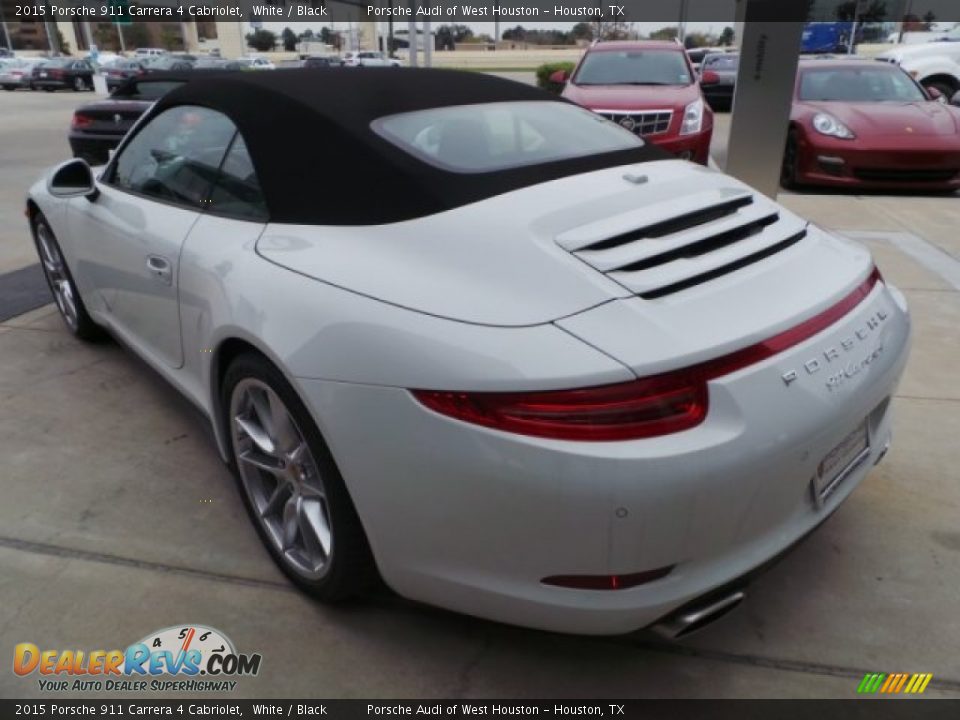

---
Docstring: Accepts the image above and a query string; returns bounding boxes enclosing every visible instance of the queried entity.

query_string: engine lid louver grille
[557,188,808,299]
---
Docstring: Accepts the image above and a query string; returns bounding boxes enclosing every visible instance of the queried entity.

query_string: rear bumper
[296,282,911,635]
[649,127,713,165]
[703,85,735,108]
[796,133,960,189]
[69,133,124,164]
[32,79,71,89]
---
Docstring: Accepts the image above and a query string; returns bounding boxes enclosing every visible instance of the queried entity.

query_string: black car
[68,75,188,164]
[699,52,739,111]
[104,59,147,90]
[32,57,94,91]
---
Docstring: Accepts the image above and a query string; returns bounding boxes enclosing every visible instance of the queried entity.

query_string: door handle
[146,255,172,285]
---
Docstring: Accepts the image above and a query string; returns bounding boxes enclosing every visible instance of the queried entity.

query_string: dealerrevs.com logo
[13,625,262,693]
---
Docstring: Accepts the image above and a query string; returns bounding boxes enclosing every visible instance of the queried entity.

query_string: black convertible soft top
[149,68,667,225]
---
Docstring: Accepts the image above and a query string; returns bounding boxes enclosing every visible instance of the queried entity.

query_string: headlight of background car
[812,112,856,139]
[680,98,704,136]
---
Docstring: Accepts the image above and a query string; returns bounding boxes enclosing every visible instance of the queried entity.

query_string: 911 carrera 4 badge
[781,309,889,390]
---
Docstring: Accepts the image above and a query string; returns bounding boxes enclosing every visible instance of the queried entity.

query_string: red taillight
[71,113,94,129]
[412,268,882,441]
[413,372,707,442]
[543,566,675,590]
[49,69,64,78]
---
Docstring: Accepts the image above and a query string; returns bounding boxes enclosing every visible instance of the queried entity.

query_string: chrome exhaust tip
[651,589,746,640]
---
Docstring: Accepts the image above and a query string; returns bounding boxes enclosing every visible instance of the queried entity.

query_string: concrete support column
[215,20,245,59]
[181,21,200,52]
[725,0,807,197]
[55,21,79,54]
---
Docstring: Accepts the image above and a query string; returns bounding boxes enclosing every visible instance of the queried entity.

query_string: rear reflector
[71,113,94,129]
[412,267,882,441]
[542,566,675,590]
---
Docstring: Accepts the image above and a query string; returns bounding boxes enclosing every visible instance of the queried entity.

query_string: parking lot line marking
[842,231,960,292]
[0,535,294,594]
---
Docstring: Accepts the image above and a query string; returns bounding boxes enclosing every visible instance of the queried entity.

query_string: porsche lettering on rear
[781,309,890,388]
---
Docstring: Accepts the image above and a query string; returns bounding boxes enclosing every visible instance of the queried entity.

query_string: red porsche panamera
[782,59,960,191]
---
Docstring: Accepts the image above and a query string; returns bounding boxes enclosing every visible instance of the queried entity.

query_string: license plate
[39,72,47,77]
[813,420,870,505]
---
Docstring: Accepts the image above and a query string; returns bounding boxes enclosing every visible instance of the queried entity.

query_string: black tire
[222,352,379,602]
[72,76,84,92]
[30,212,105,341]
[3,85,15,91]
[780,129,800,190]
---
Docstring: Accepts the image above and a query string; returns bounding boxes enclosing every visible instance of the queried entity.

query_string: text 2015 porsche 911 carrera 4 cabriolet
[26,69,911,636]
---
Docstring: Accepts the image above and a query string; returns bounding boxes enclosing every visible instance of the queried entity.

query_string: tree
[719,26,735,46]
[159,26,181,51]
[300,28,315,40]
[649,26,679,41]
[245,28,277,52]
[570,22,594,42]
[94,25,118,52]
[502,25,527,41]
[684,32,714,49]
[835,0,887,21]
[281,27,297,51]
[435,26,455,50]
[125,23,150,50]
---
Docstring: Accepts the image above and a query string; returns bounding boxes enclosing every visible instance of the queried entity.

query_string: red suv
[555,41,714,165]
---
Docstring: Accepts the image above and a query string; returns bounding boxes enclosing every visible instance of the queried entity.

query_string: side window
[110,106,235,210]
[208,134,268,222]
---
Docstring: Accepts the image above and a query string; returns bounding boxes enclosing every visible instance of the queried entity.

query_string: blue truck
[801,22,858,54]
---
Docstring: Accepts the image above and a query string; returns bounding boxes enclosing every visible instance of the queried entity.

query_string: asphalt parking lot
[1,87,959,699]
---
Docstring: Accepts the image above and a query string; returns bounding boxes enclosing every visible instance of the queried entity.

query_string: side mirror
[701,70,720,85]
[926,85,944,102]
[548,69,569,85]
[48,158,99,201]
[952,90,960,107]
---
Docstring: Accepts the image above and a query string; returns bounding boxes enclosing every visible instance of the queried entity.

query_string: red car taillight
[412,267,882,441]
[49,69,64,79]
[71,113,94,129]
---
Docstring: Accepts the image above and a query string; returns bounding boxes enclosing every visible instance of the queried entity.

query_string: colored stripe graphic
[858,672,932,694]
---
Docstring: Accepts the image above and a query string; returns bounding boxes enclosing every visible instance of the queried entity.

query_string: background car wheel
[31,213,104,341]
[73,76,85,92]
[223,352,379,602]
[3,85,14,91]
[43,87,55,92]
[780,130,800,190]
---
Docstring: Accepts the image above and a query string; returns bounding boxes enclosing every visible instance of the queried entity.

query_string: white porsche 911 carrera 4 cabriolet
[26,69,911,636]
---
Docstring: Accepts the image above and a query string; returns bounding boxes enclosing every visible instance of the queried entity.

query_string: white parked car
[343,50,393,67]
[239,56,275,70]
[134,48,168,58]
[25,69,911,636]
[877,28,960,99]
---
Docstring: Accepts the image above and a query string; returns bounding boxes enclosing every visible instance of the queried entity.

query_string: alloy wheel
[229,378,333,580]
[35,222,79,332]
